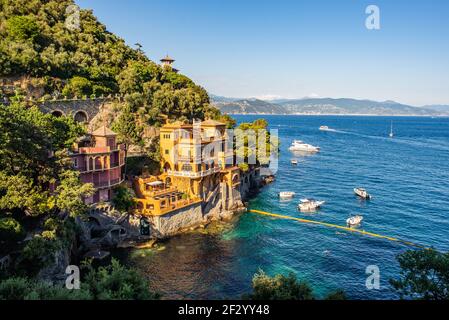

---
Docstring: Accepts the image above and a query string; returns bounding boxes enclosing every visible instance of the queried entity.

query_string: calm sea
[116,115,449,300]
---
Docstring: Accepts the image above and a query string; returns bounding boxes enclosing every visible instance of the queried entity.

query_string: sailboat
[389,121,394,138]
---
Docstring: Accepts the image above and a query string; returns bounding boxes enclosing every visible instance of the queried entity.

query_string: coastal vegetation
[246,270,346,300]
[0,259,159,300]
[0,101,93,223]
[390,249,449,300]
[0,0,225,159]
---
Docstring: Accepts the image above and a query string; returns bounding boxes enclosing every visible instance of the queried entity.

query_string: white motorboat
[291,160,298,165]
[289,140,320,153]
[354,188,371,199]
[279,192,296,199]
[298,199,325,212]
[347,215,363,227]
[319,126,337,132]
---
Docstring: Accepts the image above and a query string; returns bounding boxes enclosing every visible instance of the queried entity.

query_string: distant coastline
[211,95,449,117]
[223,113,449,117]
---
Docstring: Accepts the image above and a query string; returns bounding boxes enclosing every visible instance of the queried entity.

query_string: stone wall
[148,202,204,238]
[37,98,115,122]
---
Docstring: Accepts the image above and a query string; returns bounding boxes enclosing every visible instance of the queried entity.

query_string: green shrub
[0,217,25,243]
[6,16,40,42]
[0,277,92,300]
[248,270,315,300]
[112,186,136,213]
[62,77,93,98]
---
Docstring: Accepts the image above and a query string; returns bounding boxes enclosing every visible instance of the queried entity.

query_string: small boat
[320,126,336,132]
[347,215,363,227]
[389,121,394,138]
[298,199,325,212]
[354,188,371,199]
[289,140,320,153]
[279,191,296,199]
[319,126,332,131]
[291,160,298,165]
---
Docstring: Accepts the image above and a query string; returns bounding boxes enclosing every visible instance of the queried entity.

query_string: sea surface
[116,115,449,300]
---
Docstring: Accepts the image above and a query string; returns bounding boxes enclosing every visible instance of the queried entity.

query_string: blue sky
[76,0,449,106]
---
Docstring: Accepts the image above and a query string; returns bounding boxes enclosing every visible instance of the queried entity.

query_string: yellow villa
[133,120,244,219]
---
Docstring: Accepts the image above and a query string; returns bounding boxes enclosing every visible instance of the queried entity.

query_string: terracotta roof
[160,54,175,62]
[91,126,117,137]
[161,121,192,130]
[201,119,226,127]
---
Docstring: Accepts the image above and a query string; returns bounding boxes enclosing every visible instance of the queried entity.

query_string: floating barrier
[249,209,428,250]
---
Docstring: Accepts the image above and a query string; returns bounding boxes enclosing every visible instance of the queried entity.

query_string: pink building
[71,126,126,204]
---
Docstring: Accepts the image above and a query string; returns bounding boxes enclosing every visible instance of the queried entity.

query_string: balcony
[166,166,221,178]
[78,162,124,173]
[141,186,178,198]
[134,197,201,217]
[94,178,124,189]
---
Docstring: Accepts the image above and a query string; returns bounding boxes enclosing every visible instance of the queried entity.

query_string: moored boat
[289,140,320,153]
[354,188,371,199]
[279,191,296,199]
[346,215,363,227]
[298,199,325,212]
[291,160,298,165]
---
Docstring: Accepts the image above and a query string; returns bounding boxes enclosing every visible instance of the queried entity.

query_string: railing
[142,187,178,198]
[78,162,124,174]
[133,197,202,217]
[94,178,124,189]
[166,166,221,178]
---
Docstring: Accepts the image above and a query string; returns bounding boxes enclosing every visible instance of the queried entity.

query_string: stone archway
[74,110,88,123]
[51,110,64,117]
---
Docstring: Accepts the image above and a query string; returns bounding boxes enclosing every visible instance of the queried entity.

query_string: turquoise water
[118,115,449,300]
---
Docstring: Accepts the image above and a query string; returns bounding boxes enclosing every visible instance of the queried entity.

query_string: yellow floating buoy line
[249,209,428,250]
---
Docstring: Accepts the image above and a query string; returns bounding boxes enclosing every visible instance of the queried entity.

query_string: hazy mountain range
[210,95,449,116]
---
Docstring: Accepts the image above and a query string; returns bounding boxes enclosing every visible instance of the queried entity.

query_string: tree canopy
[0,259,159,300]
[0,0,215,125]
[246,270,345,300]
[390,249,449,300]
[0,101,93,218]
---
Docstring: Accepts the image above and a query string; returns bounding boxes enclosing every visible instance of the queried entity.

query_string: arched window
[163,162,172,172]
[95,157,102,170]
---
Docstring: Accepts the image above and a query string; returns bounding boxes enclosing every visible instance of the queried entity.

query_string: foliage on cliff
[0,0,220,124]
[0,259,160,300]
[0,101,93,218]
[0,101,94,264]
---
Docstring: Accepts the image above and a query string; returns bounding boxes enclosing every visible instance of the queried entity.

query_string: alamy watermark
[365,5,381,30]
[65,4,81,31]
[365,265,380,290]
[65,265,80,290]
